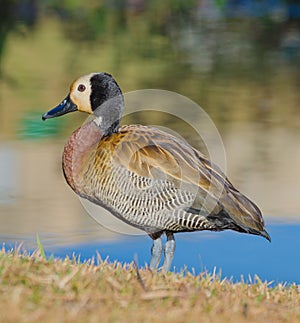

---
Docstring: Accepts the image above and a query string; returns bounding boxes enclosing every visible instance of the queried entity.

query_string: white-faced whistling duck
[42,72,271,272]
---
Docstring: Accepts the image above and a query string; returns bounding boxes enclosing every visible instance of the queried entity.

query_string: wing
[97,125,268,238]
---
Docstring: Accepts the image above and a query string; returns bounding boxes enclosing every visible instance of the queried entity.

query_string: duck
[42,72,270,272]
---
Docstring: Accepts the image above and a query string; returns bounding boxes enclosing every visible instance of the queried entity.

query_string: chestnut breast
[62,121,104,194]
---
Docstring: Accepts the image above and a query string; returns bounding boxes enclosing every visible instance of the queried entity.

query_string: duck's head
[42,72,124,135]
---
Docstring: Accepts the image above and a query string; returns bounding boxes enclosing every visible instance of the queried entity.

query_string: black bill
[42,95,77,120]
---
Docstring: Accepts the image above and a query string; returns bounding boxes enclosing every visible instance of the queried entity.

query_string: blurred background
[0,0,300,278]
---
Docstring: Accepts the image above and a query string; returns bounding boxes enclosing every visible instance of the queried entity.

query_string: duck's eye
[77,84,86,92]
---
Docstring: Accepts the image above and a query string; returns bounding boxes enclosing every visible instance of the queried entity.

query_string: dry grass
[0,248,299,323]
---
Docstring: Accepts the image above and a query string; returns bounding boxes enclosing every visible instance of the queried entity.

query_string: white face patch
[69,73,98,114]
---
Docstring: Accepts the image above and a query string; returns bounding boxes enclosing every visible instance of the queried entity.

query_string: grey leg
[149,237,163,270]
[162,232,176,272]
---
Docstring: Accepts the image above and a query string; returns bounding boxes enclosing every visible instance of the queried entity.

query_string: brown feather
[62,121,269,240]
[94,124,267,235]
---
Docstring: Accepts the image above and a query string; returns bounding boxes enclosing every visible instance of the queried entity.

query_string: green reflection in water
[18,111,64,139]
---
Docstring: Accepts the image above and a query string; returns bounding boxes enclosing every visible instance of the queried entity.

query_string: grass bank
[0,249,299,323]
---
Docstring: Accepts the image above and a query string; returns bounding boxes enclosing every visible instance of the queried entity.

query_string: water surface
[2,219,299,285]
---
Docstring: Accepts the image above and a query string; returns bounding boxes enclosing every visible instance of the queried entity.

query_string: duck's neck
[63,121,104,193]
[93,116,121,136]
[93,97,123,136]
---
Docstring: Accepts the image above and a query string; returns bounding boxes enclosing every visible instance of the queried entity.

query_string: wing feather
[99,125,267,235]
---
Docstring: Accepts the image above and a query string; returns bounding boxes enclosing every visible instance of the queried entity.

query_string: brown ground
[0,249,299,323]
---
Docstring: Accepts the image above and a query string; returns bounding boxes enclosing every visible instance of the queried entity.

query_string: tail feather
[218,184,268,236]
[258,229,271,242]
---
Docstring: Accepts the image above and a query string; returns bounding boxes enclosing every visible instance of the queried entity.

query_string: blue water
[17,221,298,286]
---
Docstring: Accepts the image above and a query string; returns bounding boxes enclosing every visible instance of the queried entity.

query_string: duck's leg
[149,237,163,270]
[162,232,176,272]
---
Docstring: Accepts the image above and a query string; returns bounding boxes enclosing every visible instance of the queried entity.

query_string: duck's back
[65,123,269,239]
